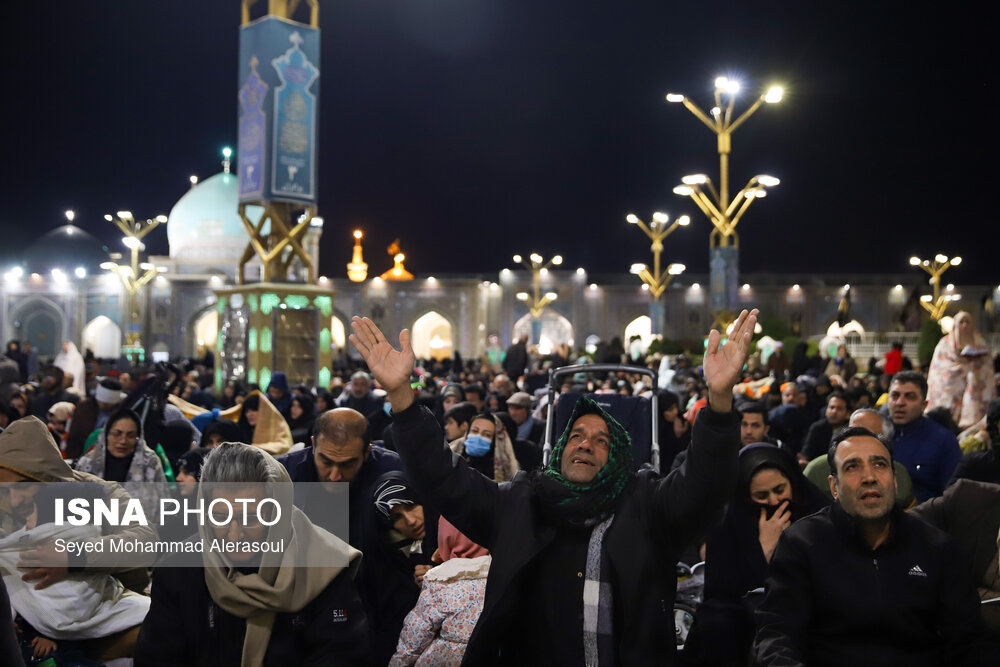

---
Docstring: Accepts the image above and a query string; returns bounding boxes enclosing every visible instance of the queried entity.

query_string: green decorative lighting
[319,366,331,389]
[320,327,331,351]
[259,367,271,391]
[248,293,259,313]
[216,330,223,351]
[216,297,227,316]
[248,367,258,385]
[248,327,258,352]
[261,327,273,354]
[214,367,223,390]
[285,294,310,310]
[314,295,333,317]
[260,293,280,315]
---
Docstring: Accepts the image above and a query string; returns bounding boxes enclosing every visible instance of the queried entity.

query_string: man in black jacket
[755,427,993,666]
[350,309,755,665]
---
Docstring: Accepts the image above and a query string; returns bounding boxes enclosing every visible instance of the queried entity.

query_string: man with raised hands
[350,310,756,666]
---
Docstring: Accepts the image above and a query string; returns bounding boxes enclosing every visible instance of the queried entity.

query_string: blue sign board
[710,246,739,312]
[238,16,320,205]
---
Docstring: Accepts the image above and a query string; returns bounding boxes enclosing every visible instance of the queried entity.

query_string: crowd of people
[0,308,998,666]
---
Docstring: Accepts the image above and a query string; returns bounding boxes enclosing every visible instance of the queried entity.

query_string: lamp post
[100,211,168,363]
[667,77,782,314]
[909,254,962,320]
[513,252,562,344]
[627,211,688,336]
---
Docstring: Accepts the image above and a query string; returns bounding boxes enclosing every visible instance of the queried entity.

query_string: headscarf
[534,396,634,525]
[175,447,211,480]
[372,471,419,525]
[927,310,996,428]
[53,342,85,394]
[199,444,360,667]
[437,516,488,560]
[736,442,826,522]
[449,413,520,482]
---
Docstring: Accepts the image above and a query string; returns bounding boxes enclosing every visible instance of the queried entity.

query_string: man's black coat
[388,400,740,665]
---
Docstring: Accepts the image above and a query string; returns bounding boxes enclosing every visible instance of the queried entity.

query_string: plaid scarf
[583,514,615,667]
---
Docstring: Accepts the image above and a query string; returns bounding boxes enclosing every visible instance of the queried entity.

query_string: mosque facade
[3,169,998,386]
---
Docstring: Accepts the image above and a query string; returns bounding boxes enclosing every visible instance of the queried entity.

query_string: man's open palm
[704,309,758,395]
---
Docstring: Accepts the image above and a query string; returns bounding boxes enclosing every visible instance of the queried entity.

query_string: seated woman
[135,442,370,666]
[685,442,829,666]
[370,471,438,664]
[391,517,491,667]
[74,407,167,519]
[448,412,520,482]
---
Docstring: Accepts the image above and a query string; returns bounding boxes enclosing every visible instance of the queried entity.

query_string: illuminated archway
[411,311,454,361]
[82,316,122,359]
[331,316,347,350]
[194,310,219,356]
[624,315,655,359]
[513,311,574,356]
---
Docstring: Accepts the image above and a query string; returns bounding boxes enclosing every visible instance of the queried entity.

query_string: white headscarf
[54,342,86,394]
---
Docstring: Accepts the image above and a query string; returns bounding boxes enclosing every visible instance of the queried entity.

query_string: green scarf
[536,396,635,525]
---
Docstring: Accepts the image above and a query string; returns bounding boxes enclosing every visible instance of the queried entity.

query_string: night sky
[2,2,995,285]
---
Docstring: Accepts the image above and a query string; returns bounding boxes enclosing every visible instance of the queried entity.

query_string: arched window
[513,311,574,355]
[411,311,454,361]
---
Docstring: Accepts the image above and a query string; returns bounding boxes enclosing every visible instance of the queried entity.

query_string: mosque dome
[166,172,261,263]
[21,224,111,273]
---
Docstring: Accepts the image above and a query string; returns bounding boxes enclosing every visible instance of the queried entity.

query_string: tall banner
[238,16,320,205]
[710,246,739,312]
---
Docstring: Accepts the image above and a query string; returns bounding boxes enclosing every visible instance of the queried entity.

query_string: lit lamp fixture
[909,254,963,320]
[347,229,368,282]
[512,252,563,317]
[626,211,689,298]
[101,211,169,363]
[667,77,782,314]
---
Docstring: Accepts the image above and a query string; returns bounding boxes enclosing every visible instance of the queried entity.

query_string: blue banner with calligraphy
[237,16,320,205]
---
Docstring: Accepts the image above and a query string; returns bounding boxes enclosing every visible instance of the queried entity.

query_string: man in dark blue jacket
[889,371,962,501]
[277,407,403,664]
[350,310,756,666]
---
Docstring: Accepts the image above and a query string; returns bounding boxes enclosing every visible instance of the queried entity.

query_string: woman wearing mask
[448,412,520,482]
[684,443,829,665]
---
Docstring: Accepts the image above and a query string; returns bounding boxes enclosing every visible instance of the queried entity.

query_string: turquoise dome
[167,172,261,263]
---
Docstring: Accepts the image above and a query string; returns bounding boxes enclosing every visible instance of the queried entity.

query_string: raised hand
[704,308,758,411]
[349,317,415,399]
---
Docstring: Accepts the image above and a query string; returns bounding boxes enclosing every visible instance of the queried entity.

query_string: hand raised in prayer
[703,309,758,412]
[350,317,416,411]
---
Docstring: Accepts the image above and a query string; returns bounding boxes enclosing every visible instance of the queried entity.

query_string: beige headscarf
[198,445,360,667]
[0,416,76,482]
[448,413,520,482]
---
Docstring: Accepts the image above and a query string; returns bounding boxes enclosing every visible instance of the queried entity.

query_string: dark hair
[987,398,1000,444]
[463,383,486,400]
[494,412,519,443]
[827,426,894,477]
[890,371,927,399]
[739,402,770,426]
[826,390,848,407]
[656,389,679,411]
[924,406,959,435]
[443,401,477,428]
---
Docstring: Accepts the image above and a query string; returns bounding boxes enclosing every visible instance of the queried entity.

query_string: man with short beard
[755,427,993,665]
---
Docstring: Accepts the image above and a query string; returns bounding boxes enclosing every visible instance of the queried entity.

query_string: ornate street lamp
[909,254,962,320]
